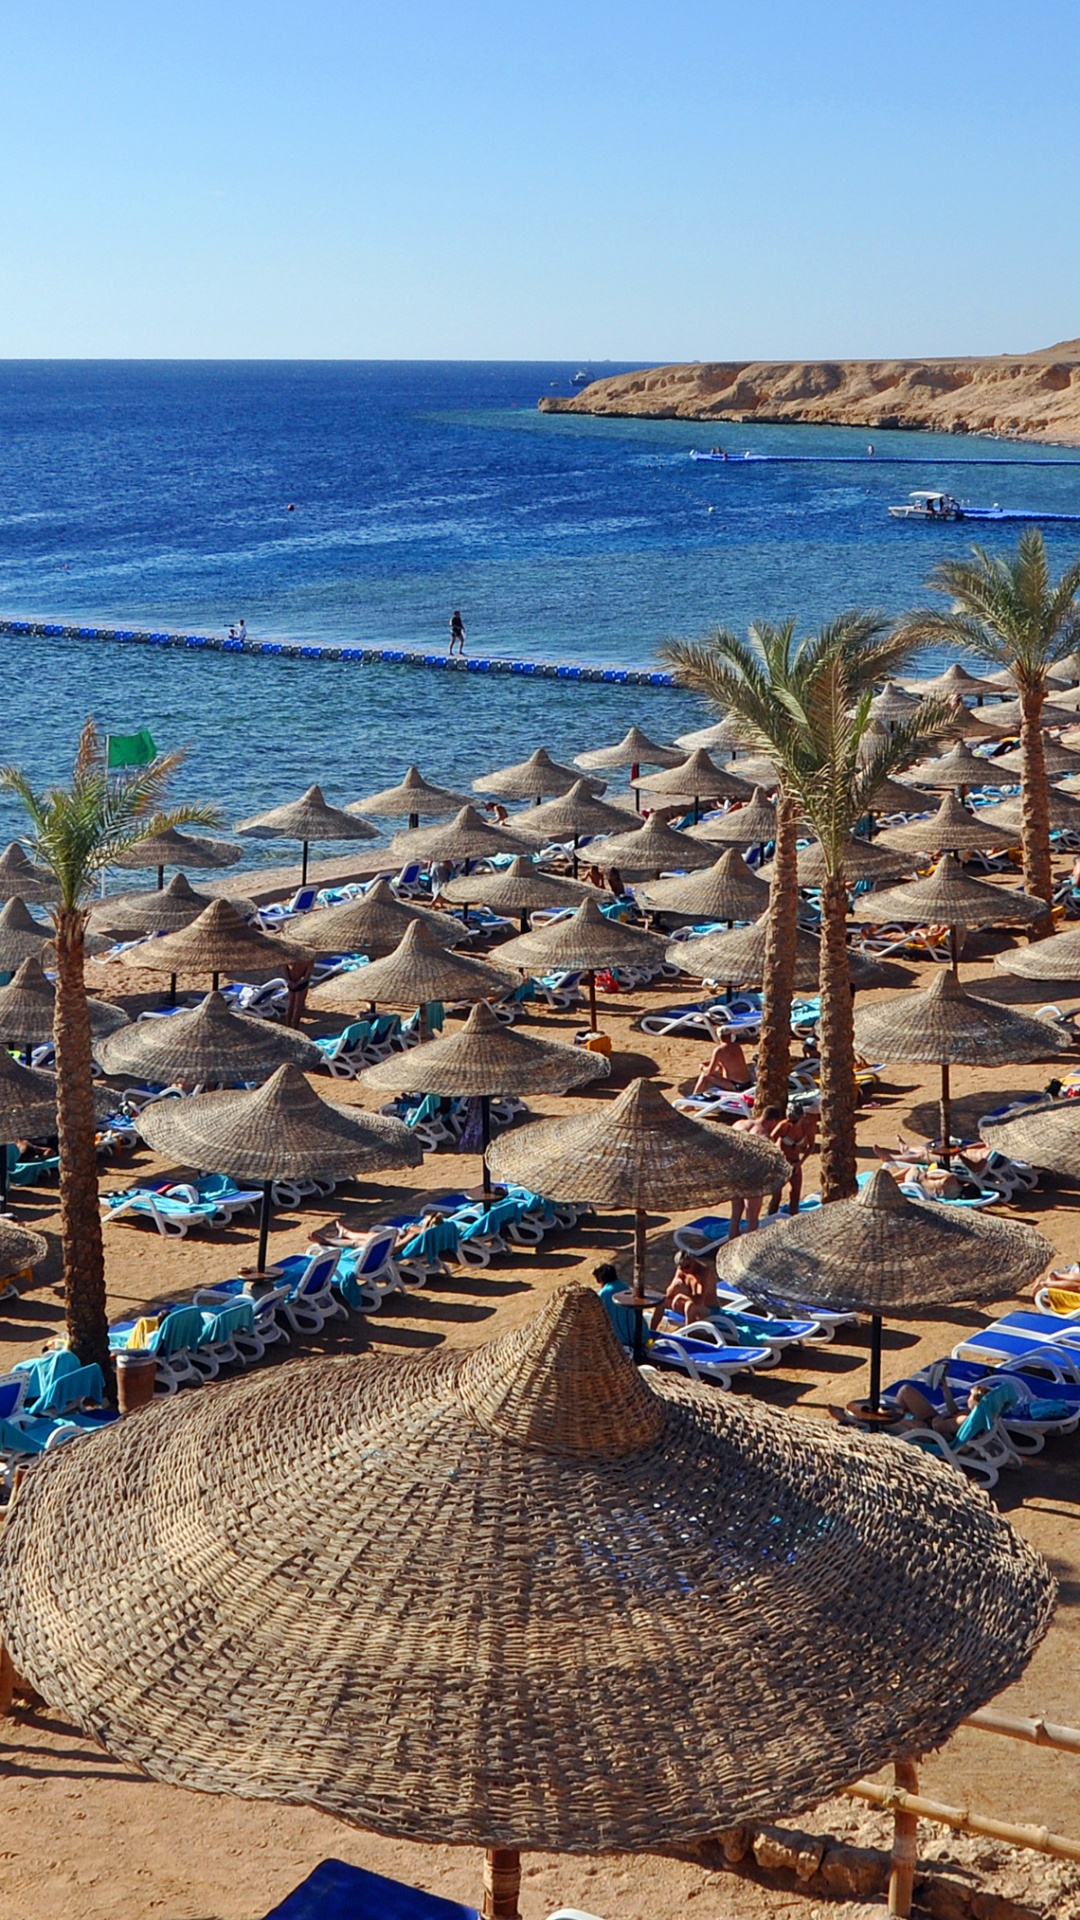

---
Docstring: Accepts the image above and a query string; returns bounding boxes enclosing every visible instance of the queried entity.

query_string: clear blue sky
[4,0,1078,360]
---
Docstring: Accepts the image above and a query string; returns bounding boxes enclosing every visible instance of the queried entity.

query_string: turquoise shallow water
[1,360,1078,849]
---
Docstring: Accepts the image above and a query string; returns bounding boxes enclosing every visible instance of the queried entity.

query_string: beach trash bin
[115,1349,158,1415]
[579,1030,612,1056]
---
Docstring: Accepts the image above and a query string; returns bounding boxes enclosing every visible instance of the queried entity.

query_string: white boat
[888,490,965,521]
[571,369,594,387]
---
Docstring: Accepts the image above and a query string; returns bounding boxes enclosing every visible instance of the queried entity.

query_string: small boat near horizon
[888,489,1080,524]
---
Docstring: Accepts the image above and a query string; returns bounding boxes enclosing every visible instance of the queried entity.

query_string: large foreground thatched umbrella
[137,1061,421,1270]
[717,1169,1053,1411]
[852,970,1069,1161]
[995,921,1080,981]
[0,958,128,1051]
[0,844,57,906]
[119,899,310,992]
[638,850,770,923]
[294,880,463,958]
[0,1285,1053,1920]
[308,921,514,1035]
[474,748,604,804]
[981,1099,1080,1181]
[850,855,1047,969]
[348,765,471,830]
[489,1079,786,1358]
[491,899,665,1031]
[877,793,1017,859]
[440,857,599,932]
[235,786,379,886]
[361,1000,609,1191]
[95,991,325,1088]
[110,826,244,890]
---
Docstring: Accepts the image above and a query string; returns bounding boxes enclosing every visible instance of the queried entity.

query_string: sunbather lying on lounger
[829,1373,996,1436]
[692,1029,754,1096]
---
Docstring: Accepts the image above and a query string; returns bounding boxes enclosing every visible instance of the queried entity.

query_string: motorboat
[889,490,964,521]
[571,368,594,386]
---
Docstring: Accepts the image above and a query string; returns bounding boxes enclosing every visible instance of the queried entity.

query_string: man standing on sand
[448,609,466,655]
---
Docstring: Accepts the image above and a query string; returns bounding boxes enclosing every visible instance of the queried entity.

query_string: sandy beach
[1,919,1079,1920]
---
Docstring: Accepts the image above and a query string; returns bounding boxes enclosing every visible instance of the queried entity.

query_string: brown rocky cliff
[538,342,1080,442]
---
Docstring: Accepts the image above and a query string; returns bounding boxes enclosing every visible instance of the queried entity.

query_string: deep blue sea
[2,359,1079,854]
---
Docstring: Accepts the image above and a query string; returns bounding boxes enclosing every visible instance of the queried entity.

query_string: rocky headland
[539,340,1080,442]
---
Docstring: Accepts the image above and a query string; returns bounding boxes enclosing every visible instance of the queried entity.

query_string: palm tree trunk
[818,871,859,1201]
[1020,685,1054,938]
[53,908,111,1379]
[754,791,799,1116]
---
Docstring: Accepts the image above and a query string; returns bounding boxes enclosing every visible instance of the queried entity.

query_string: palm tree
[898,531,1080,924]
[662,617,947,1198]
[1,722,219,1376]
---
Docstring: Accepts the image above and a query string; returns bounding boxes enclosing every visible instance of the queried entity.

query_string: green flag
[107,728,158,770]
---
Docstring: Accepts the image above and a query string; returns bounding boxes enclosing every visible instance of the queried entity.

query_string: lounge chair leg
[482,1847,520,1919]
[888,1757,920,1916]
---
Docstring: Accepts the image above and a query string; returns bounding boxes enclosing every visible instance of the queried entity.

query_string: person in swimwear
[692,1028,753,1097]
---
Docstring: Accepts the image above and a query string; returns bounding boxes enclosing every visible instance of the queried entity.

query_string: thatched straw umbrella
[978,696,1080,734]
[982,1099,1080,1181]
[668,915,886,994]
[852,970,1069,1162]
[384,805,537,871]
[95,991,325,1088]
[907,741,999,791]
[309,921,514,1036]
[440,857,599,932]
[489,1081,786,1356]
[506,781,631,870]
[0,957,128,1051]
[473,748,604,804]
[1056,652,1080,685]
[88,872,255,939]
[136,1061,420,1271]
[574,726,683,810]
[992,739,1080,779]
[716,754,781,792]
[638,850,770,924]
[981,787,1080,836]
[489,899,665,1031]
[119,899,310,993]
[293,880,463,958]
[0,843,57,906]
[675,713,749,751]
[110,826,244,891]
[0,1285,1053,1920]
[0,1049,62,1213]
[994,920,1080,981]
[632,749,754,821]
[931,701,1006,744]
[0,899,55,972]
[859,775,928,829]
[0,1215,48,1282]
[876,793,1017,858]
[347,765,471,831]
[685,789,777,850]
[235,785,379,886]
[761,836,918,889]
[868,681,922,726]
[585,811,715,880]
[981,666,1072,694]
[904,662,995,703]
[850,855,1046,969]
[361,1000,609,1191]
[717,1168,1053,1412]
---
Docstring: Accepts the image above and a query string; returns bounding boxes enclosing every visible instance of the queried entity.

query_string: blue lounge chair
[953,1313,1080,1369]
[647,1323,774,1387]
[262,1858,478,1920]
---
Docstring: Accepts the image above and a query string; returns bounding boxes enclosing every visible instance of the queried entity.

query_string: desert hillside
[539,342,1080,442]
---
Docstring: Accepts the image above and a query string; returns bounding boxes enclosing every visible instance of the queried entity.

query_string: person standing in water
[448,609,466,655]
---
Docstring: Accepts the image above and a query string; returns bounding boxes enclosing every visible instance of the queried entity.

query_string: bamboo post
[483,1847,521,1918]
[846,1777,1080,1865]
[888,1758,920,1916]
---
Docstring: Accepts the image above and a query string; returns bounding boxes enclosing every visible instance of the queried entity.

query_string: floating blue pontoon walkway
[0,618,673,687]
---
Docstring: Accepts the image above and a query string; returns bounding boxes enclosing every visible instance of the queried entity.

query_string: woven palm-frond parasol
[0,843,57,905]
[716,1168,1052,1315]
[0,1216,48,1282]
[981,788,1080,835]
[639,850,770,922]
[573,726,683,771]
[347,766,471,819]
[441,857,599,914]
[876,793,1016,857]
[852,969,1070,1068]
[120,900,310,979]
[586,812,715,875]
[0,957,129,1047]
[506,781,631,844]
[0,1048,62,1136]
[675,714,750,752]
[717,754,781,791]
[993,739,1080,779]
[908,742,999,789]
[235,785,379,845]
[978,696,1079,733]
[0,1284,1053,1855]
[110,827,244,873]
[981,666,1072,693]
[632,748,753,803]
[309,921,514,1016]
[1051,681,1080,710]
[135,1061,421,1182]
[0,899,55,971]
[849,855,1046,933]
[488,1077,787,1210]
[761,837,918,888]
[982,1099,1080,1179]
[670,916,887,992]
[89,872,255,938]
[473,748,605,802]
[95,991,325,1085]
[293,880,463,958]
[862,774,927,813]
[361,1000,609,1099]
[931,702,1005,744]
[490,898,666,976]
[384,805,538,867]
[995,921,1080,981]
[686,791,778,847]
[904,663,995,701]
[868,681,922,724]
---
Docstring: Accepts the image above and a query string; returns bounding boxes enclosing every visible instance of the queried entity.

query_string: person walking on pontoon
[448,609,466,655]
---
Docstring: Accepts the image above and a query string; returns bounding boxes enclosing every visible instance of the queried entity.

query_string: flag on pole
[106,729,158,770]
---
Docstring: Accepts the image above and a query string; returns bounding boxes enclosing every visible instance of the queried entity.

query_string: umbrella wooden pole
[482,1847,521,1918]
[940,1063,953,1167]
[481,1094,492,1199]
[168,973,177,1006]
[256,1182,273,1273]
[588,969,598,1030]
[301,840,309,887]
[408,811,419,831]
[888,1757,920,1917]
[868,1314,884,1414]
[212,973,220,993]
[949,924,960,974]
[156,865,165,891]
